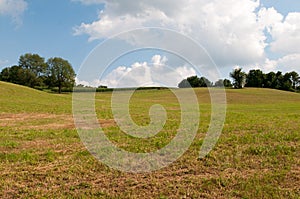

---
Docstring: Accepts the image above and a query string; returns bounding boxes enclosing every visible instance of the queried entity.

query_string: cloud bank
[74,0,300,85]
[76,55,196,88]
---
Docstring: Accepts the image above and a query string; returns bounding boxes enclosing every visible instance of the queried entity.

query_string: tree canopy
[177,68,299,93]
[47,57,76,93]
[0,53,76,93]
[230,68,246,89]
[178,76,213,88]
[243,69,299,91]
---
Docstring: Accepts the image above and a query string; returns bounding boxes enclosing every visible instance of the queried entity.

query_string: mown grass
[0,81,299,198]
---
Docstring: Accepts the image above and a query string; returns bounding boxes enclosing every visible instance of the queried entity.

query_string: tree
[274,71,283,89]
[178,76,212,88]
[223,79,233,88]
[0,67,11,82]
[186,76,201,87]
[230,68,246,89]
[17,53,48,87]
[214,79,224,87]
[289,71,299,90]
[245,69,264,87]
[19,53,47,76]
[199,77,213,87]
[178,79,191,88]
[214,79,233,88]
[264,72,276,88]
[0,65,33,86]
[281,72,293,91]
[47,57,76,93]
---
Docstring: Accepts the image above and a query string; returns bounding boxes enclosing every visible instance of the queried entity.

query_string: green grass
[0,81,71,114]
[0,81,299,198]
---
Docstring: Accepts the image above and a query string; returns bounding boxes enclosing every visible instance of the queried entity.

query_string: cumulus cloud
[257,8,300,72]
[74,0,300,76]
[268,12,300,55]
[258,7,283,30]
[73,0,268,67]
[245,54,300,74]
[0,0,28,25]
[275,54,300,72]
[76,55,196,88]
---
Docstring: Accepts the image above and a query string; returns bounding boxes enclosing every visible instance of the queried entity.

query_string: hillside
[0,81,71,114]
[0,81,299,198]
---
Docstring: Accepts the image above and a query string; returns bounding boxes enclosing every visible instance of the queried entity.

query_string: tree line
[1,54,299,93]
[178,76,232,88]
[230,68,299,91]
[0,53,76,93]
[179,68,300,92]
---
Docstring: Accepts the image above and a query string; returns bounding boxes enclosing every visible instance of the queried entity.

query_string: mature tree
[0,65,33,86]
[47,57,76,93]
[0,67,11,82]
[178,76,212,88]
[214,79,224,87]
[178,79,191,88]
[289,71,299,90]
[230,68,246,89]
[281,72,293,91]
[17,53,47,87]
[264,72,276,88]
[223,79,233,88]
[186,76,201,87]
[215,79,233,88]
[274,71,284,89]
[263,71,293,91]
[199,77,213,87]
[19,53,47,76]
[245,69,264,87]
[1,54,76,91]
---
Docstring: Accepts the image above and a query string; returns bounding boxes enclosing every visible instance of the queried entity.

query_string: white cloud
[245,54,300,74]
[0,0,28,25]
[74,0,300,75]
[74,0,268,67]
[72,0,104,5]
[258,7,283,31]
[261,58,278,72]
[259,8,300,55]
[267,12,300,55]
[75,77,104,87]
[257,8,300,72]
[76,55,196,88]
[276,54,300,72]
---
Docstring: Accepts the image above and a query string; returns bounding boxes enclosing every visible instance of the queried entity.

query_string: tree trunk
[58,81,61,94]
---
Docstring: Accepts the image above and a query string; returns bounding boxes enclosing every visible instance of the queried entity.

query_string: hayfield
[0,81,299,198]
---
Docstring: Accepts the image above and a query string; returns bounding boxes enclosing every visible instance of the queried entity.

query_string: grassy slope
[0,81,299,198]
[0,81,71,114]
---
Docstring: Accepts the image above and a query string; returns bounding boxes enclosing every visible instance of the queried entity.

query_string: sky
[1,0,300,87]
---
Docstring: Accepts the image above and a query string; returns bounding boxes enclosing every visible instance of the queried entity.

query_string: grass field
[0,81,299,198]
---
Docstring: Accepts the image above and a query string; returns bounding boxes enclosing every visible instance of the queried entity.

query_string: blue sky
[261,0,300,15]
[0,1,102,71]
[1,0,300,87]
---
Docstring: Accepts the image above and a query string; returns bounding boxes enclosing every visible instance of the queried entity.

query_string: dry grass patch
[0,113,75,130]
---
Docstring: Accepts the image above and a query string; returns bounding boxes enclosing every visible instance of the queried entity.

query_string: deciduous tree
[230,68,246,89]
[47,57,76,93]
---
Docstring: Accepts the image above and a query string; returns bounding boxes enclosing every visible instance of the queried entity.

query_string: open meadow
[0,81,299,198]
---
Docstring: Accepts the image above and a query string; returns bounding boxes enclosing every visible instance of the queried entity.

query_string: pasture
[0,81,299,198]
